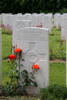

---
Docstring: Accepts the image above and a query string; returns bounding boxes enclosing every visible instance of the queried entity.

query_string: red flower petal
[9,54,16,60]
[14,48,22,53]
[33,64,40,69]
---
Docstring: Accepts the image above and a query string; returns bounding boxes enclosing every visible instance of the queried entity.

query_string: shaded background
[0,0,67,14]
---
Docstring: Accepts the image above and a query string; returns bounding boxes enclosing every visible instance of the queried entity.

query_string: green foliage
[0,0,21,13]
[2,60,37,96]
[60,8,67,13]
[48,84,64,98]
[0,0,67,13]
[40,88,48,100]
[21,70,37,87]
[40,84,67,100]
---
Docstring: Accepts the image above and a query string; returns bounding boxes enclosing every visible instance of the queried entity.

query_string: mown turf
[50,27,66,60]
[50,62,66,86]
[2,31,12,85]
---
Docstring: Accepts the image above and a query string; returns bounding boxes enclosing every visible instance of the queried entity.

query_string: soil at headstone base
[50,59,66,63]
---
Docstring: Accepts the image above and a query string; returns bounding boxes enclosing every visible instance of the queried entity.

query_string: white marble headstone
[44,14,53,32]
[54,13,62,28]
[61,14,67,40]
[0,15,2,26]
[13,27,49,95]
[31,14,52,33]
[22,13,31,20]
[13,20,31,30]
[2,14,15,30]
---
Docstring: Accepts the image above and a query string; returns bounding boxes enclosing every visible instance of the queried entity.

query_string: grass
[2,30,12,85]
[50,27,66,60]
[50,62,66,86]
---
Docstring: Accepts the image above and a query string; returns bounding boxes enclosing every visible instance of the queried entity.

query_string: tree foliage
[0,0,67,13]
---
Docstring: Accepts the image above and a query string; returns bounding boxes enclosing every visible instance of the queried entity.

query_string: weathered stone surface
[31,14,52,32]
[0,15,2,25]
[13,27,49,95]
[61,14,67,40]
[54,13,62,28]
[14,20,31,29]
[1,13,53,33]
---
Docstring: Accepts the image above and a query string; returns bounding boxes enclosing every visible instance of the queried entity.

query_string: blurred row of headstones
[54,13,67,40]
[0,13,53,33]
[0,13,67,40]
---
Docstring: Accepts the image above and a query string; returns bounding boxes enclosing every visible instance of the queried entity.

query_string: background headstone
[22,13,31,20]
[54,13,62,29]
[13,20,31,29]
[61,14,67,40]
[0,15,2,26]
[31,14,52,33]
[1,14,15,31]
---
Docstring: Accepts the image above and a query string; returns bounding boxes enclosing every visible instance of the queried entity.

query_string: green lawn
[2,27,66,86]
[50,27,66,60]
[2,31,12,85]
[50,62,66,86]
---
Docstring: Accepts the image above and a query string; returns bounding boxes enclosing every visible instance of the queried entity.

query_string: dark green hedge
[40,84,67,100]
[0,0,67,14]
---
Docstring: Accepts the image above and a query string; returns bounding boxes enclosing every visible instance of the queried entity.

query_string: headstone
[22,13,31,20]
[61,14,67,40]
[13,27,49,95]
[31,14,39,27]
[15,13,23,20]
[54,13,62,28]
[16,13,31,21]
[2,14,15,30]
[0,28,2,86]
[12,14,32,30]
[31,14,52,33]
[13,20,31,43]
[2,14,16,30]
[13,20,31,29]
[44,14,53,32]
[0,15,2,27]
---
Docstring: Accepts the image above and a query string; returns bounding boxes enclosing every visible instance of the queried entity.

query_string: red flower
[33,64,40,69]
[9,54,16,60]
[14,48,22,53]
